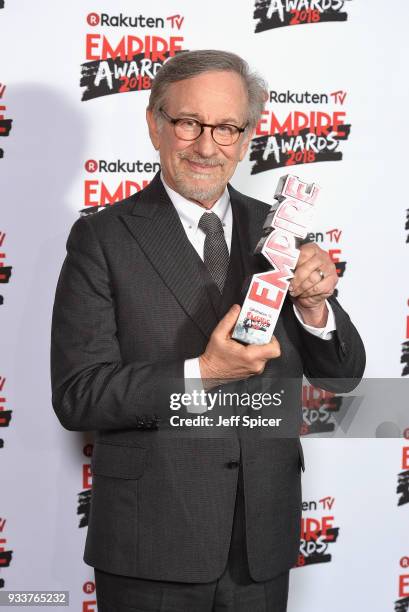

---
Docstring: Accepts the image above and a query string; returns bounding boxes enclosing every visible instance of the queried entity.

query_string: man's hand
[289,243,338,327]
[199,304,281,388]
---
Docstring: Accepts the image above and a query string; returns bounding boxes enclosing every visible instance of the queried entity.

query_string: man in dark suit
[51,50,365,611]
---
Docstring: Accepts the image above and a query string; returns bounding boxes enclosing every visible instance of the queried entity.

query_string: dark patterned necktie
[198,212,230,293]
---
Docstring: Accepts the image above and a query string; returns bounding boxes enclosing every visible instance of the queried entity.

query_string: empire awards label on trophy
[232,174,320,345]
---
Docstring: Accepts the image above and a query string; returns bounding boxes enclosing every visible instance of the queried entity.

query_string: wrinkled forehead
[163,71,249,124]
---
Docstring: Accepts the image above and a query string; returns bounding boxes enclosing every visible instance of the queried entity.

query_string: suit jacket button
[226,460,240,469]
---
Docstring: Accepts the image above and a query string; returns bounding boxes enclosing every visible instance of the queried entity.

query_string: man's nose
[192,127,219,158]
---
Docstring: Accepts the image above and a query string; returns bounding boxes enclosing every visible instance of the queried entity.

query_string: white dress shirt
[160,173,336,385]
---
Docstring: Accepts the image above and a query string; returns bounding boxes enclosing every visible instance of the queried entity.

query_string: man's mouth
[187,160,217,173]
[178,154,223,175]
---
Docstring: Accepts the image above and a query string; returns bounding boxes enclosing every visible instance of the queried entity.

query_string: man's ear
[146,108,160,150]
[238,126,255,161]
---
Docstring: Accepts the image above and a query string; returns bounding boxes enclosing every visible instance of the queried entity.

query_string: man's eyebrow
[176,110,242,124]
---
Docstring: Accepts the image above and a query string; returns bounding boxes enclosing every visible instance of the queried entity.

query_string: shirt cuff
[184,358,207,413]
[293,299,336,341]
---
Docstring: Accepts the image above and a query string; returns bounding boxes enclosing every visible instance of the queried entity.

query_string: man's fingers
[291,273,328,297]
[246,335,281,361]
[216,304,241,337]
[292,256,323,283]
[265,335,281,358]
[296,242,319,266]
[291,262,336,296]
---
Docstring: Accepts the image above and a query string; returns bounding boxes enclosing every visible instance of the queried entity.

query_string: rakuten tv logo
[77,444,92,528]
[0,84,13,160]
[86,12,184,29]
[254,0,351,33]
[81,158,159,212]
[82,579,97,612]
[251,89,350,171]
[295,496,339,567]
[80,12,186,101]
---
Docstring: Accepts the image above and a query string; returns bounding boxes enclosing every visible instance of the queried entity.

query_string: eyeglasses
[159,108,247,146]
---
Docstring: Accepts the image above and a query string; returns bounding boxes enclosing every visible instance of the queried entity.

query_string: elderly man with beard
[51,50,365,611]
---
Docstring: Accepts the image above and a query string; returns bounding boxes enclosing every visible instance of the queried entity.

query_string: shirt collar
[160,171,230,232]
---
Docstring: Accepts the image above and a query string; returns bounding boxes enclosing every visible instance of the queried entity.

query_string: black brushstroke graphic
[0,550,12,568]
[254,0,350,33]
[395,597,409,612]
[302,396,343,435]
[335,261,346,277]
[0,1,4,9]
[397,470,409,506]
[80,204,109,217]
[300,527,339,566]
[0,266,12,283]
[250,124,351,173]
[401,341,409,377]
[405,209,409,243]
[0,119,12,137]
[0,439,4,448]
[0,410,12,427]
[80,50,186,101]
[0,118,12,159]
[78,490,91,528]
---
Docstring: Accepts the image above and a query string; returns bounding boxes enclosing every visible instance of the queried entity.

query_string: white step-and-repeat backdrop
[1,1,409,610]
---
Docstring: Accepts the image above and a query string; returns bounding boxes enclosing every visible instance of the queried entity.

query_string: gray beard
[173,172,226,203]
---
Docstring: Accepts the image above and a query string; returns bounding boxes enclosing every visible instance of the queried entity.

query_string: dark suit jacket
[50,171,365,582]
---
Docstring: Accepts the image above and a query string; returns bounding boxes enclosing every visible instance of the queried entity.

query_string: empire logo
[294,496,339,567]
[0,376,12,450]
[77,444,93,528]
[395,557,409,612]
[301,384,343,435]
[80,13,186,101]
[0,231,13,306]
[251,89,350,171]
[401,300,409,377]
[80,158,160,213]
[0,84,13,159]
[300,379,359,436]
[253,0,351,33]
[397,446,409,507]
[0,517,13,588]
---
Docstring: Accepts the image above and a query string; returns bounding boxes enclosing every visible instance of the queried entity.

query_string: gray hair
[147,49,268,130]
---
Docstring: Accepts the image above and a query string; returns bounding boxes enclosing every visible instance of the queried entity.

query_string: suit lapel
[119,173,218,339]
[118,173,271,339]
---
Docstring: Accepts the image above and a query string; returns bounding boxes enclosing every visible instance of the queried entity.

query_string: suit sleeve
[295,294,366,392]
[50,216,184,432]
